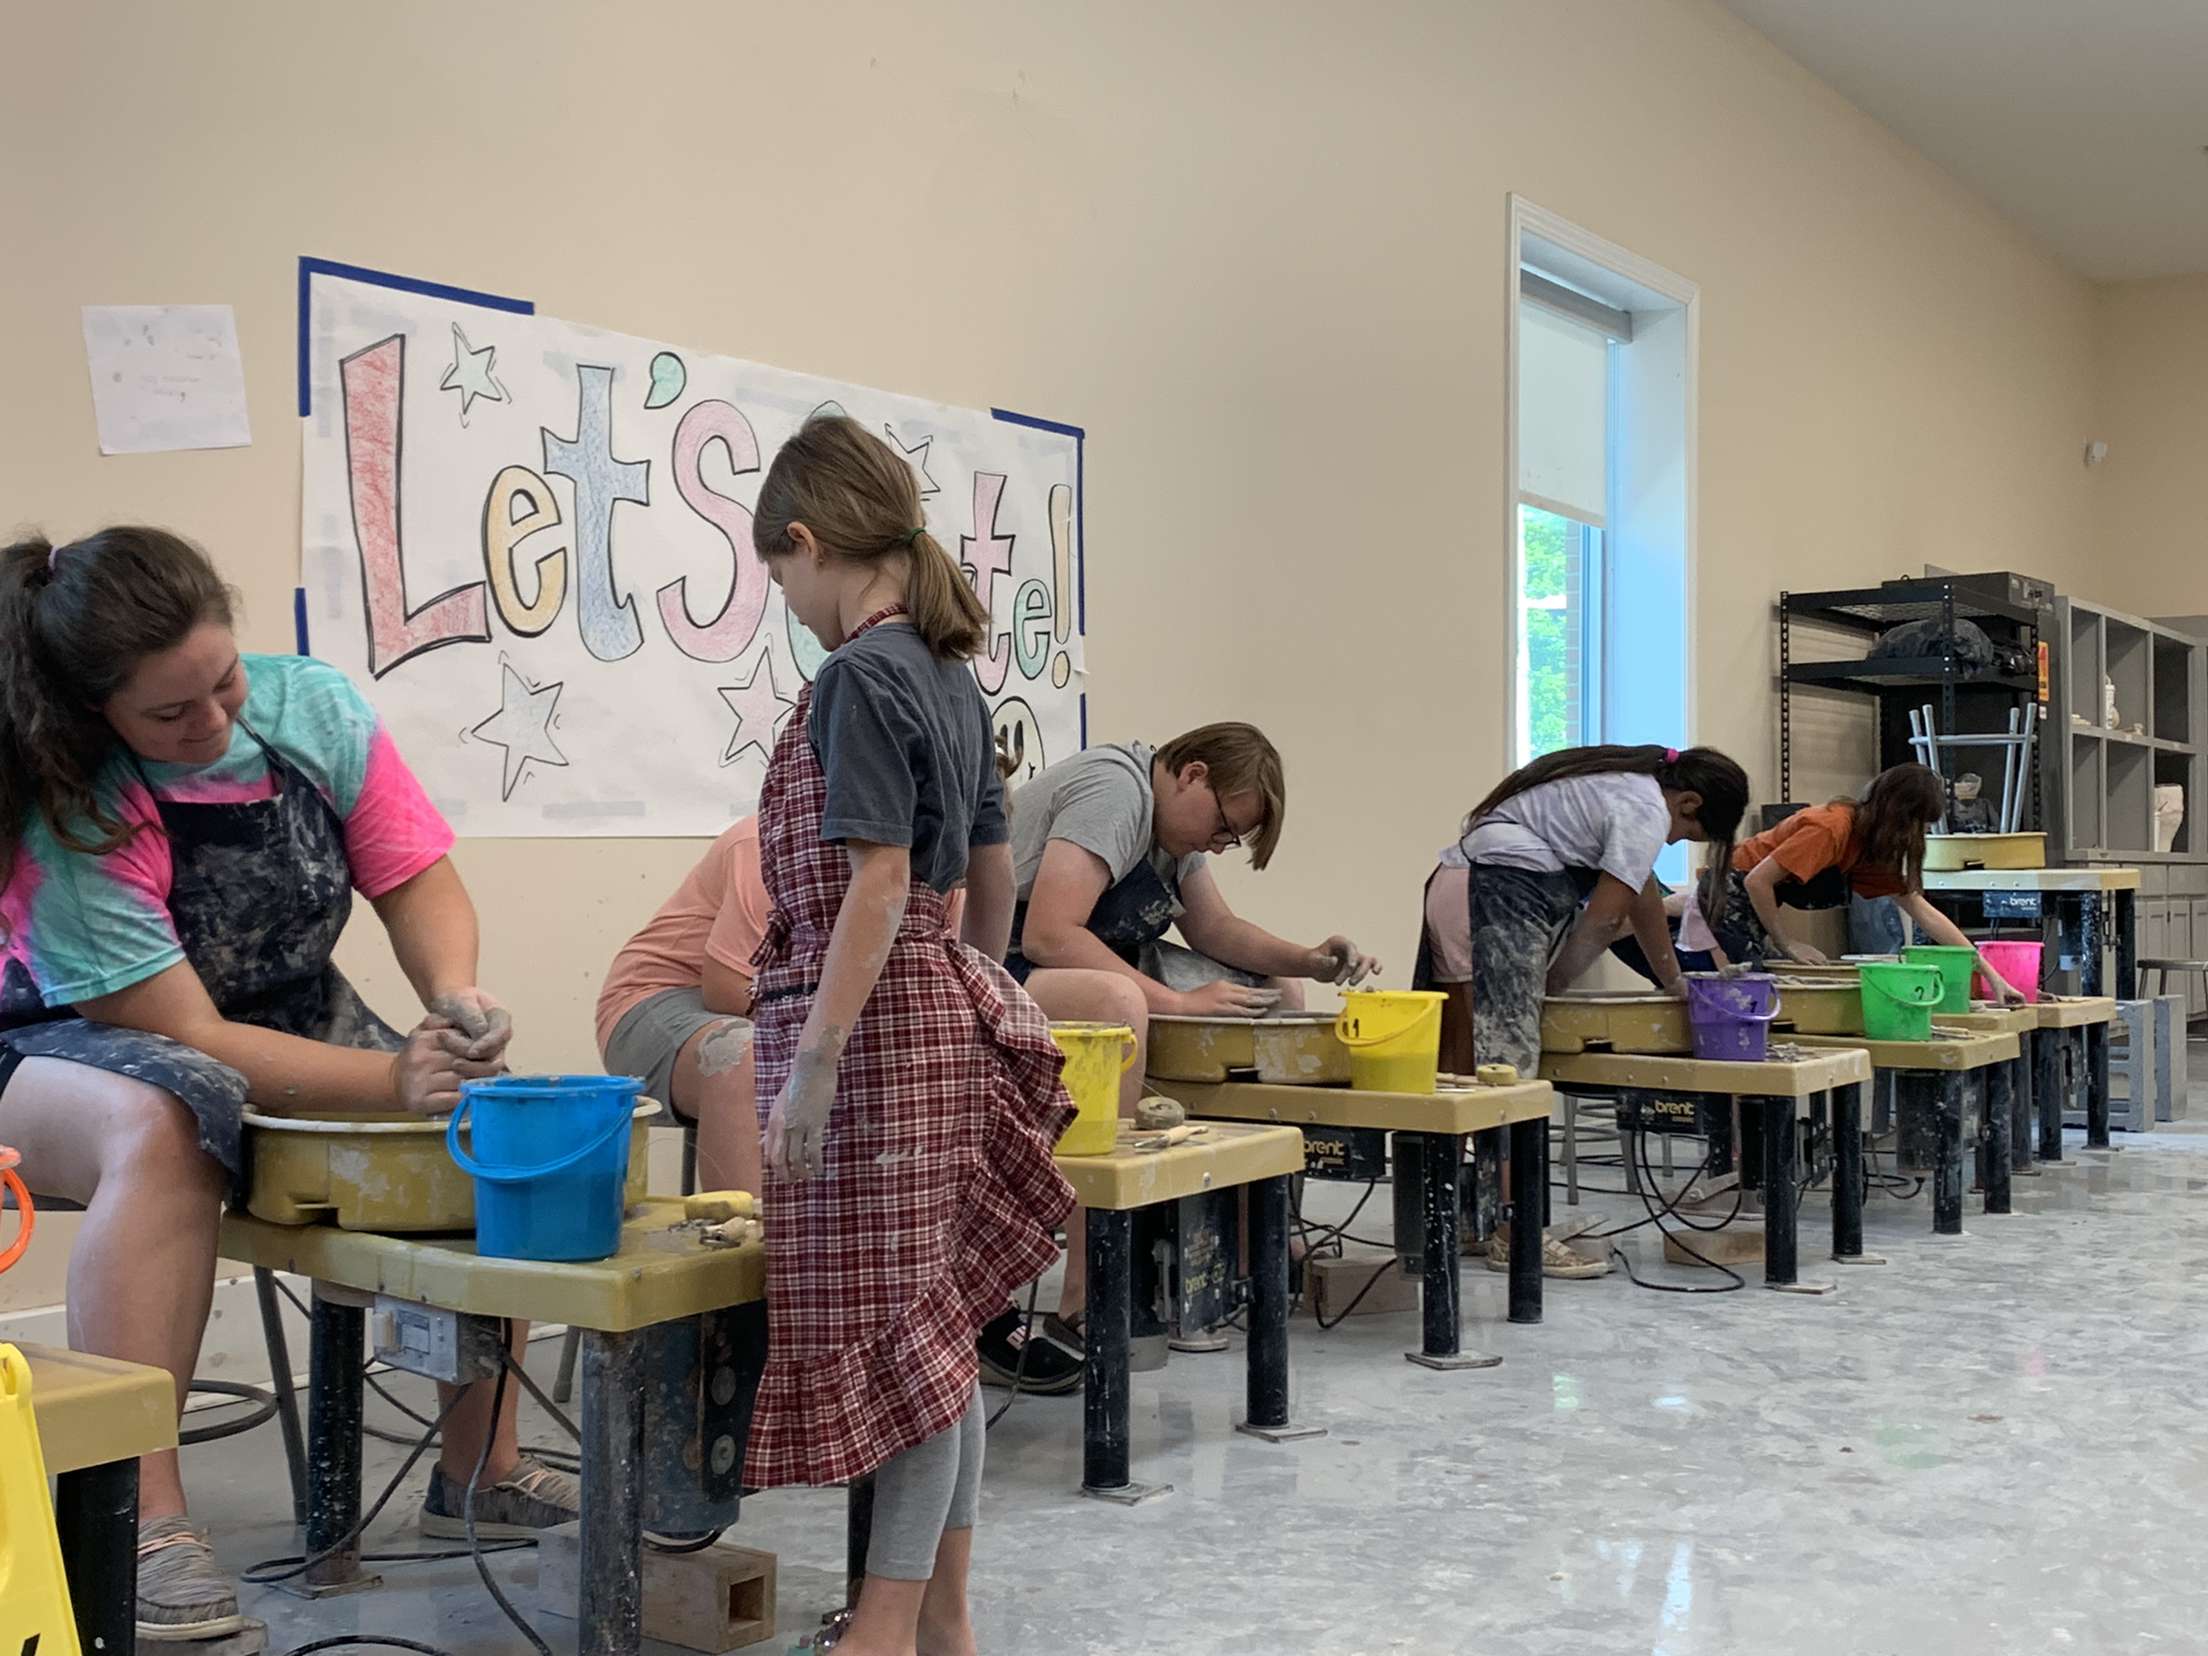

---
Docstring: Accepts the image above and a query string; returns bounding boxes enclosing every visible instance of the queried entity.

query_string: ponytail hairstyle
[1465,743,1750,913]
[752,414,990,660]
[0,527,237,891]
[1844,762,1946,894]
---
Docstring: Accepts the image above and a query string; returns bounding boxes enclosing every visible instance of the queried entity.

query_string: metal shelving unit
[1778,578,2046,825]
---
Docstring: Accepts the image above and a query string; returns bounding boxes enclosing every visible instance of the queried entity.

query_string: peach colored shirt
[594,817,968,1055]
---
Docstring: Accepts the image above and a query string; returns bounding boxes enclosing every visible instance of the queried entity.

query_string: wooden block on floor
[536,1522,777,1652]
[1303,1252,1420,1322]
[1661,1222,1764,1268]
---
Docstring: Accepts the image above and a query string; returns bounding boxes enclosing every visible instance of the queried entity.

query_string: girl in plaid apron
[744,416,1074,1656]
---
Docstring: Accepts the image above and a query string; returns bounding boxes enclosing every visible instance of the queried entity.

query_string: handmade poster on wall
[298,260,1085,838]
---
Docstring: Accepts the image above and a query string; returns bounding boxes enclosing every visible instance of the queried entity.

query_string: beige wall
[2093,275,2208,617]
[1,0,2105,1131]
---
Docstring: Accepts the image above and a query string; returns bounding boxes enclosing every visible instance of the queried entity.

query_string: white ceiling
[1715,0,2208,281]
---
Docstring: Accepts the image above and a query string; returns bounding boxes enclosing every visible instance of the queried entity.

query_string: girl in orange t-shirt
[1713,763,2024,1001]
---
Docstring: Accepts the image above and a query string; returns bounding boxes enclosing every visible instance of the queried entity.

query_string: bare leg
[916,1527,976,1656]
[437,1320,528,1483]
[0,1058,225,1522]
[837,1577,927,1656]
[1016,970,1149,1322]
[1439,982,1476,1077]
[669,1019,761,1196]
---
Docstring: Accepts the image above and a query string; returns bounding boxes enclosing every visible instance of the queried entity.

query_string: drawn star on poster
[470,660,568,799]
[718,652,797,767]
[439,322,508,425]
[885,423,941,498]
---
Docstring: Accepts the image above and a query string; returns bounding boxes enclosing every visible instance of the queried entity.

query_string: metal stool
[3,1187,310,1524]
[2139,958,2208,1026]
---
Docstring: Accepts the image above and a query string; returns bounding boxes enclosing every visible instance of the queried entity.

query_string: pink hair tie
[1665,748,1680,762]
[46,545,63,574]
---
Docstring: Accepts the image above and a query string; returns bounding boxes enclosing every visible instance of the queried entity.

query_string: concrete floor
[201,1094,2208,1655]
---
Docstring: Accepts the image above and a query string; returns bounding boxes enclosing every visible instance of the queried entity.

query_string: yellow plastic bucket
[1334,990,1447,1094]
[1049,1022,1137,1155]
[0,1344,83,1655]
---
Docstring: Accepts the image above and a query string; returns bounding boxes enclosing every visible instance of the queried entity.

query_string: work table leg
[303,1289,373,1596]
[1406,1131,1497,1370]
[2085,1019,2113,1149]
[1238,1173,1324,1445]
[1984,1061,2014,1216]
[1082,1208,1165,1501]
[1507,1118,1545,1327]
[2036,1028,2066,1163]
[579,1328,646,1656]
[1932,1073,1966,1236]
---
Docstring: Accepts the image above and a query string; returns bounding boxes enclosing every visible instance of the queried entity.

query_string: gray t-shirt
[1009,742,1205,908]
[808,622,1006,892]
[1462,771,1670,890]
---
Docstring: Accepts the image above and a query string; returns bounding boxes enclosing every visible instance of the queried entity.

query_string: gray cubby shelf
[2051,597,2208,866]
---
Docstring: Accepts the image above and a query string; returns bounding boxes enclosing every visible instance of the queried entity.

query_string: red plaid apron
[745,612,1076,1489]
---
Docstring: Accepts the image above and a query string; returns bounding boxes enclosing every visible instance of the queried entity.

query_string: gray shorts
[601,988,751,1115]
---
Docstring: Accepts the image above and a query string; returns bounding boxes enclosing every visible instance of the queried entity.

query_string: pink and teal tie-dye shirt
[0,654,453,1008]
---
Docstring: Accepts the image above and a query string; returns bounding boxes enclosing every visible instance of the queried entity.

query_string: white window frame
[1503,196,1700,767]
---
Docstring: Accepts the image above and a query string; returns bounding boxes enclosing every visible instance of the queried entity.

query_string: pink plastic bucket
[1974,940,2043,1004]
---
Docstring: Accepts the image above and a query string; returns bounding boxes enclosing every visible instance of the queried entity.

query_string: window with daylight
[1514,298,1610,761]
[1510,205,1694,875]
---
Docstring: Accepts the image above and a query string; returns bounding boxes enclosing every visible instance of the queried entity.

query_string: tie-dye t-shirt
[0,654,453,1009]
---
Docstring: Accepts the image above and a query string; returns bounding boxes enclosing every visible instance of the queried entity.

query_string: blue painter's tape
[989,406,1086,441]
[991,407,1088,747]
[297,257,534,418]
[293,587,309,656]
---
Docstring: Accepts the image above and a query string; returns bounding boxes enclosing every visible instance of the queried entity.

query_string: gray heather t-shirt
[808,622,1006,893]
[1009,742,1205,909]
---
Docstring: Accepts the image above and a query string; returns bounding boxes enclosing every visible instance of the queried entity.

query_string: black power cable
[464,1323,552,1656]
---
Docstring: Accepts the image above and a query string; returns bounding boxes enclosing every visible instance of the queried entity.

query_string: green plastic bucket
[1902,945,1975,1013]
[1860,961,1946,1041]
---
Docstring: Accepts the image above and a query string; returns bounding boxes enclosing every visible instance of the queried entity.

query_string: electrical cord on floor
[464,1323,552,1656]
[1312,1257,1397,1330]
[984,1274,1043,1430]
[1610,1128,1744,1293]
[1538,1127,1743,1291]
[242,1389,469,1586]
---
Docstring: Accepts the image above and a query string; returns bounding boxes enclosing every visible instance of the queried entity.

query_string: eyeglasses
[1208,783,1249,853]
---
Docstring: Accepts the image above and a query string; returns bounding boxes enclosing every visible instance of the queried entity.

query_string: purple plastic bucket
[1684,973,1781,1063]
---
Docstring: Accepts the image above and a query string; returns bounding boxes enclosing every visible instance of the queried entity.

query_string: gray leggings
[867,1385,986,1580]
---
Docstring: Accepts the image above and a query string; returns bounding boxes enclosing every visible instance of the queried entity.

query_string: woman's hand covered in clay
[1309,937,1381,986]
[766,1052,838,1180]
[391,1017,506,1114]
[1786,942,1829,966]
[428,987,514,1064]
[1178,980,1280,1019]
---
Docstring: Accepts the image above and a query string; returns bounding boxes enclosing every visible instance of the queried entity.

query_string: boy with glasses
[979,722,1379,1380]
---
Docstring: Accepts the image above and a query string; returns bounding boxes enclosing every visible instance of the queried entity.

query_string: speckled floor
[199,1087,2208,1656]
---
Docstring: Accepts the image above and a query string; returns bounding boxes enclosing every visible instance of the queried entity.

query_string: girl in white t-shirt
[1440,743,1749,1073]
[1416,743,1748,1278]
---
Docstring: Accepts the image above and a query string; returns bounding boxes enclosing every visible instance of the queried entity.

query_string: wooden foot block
[1662,1222,1765,1268]
[1303,1253,1420,1323]
[535,1522,777,1653]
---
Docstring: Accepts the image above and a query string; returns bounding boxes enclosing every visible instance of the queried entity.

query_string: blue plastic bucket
[447,1075,644,1262]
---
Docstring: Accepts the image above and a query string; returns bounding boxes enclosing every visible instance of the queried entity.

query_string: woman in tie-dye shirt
[0,527,576,1639]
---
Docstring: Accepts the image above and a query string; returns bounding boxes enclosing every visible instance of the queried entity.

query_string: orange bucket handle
[0,1146,33,1276]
